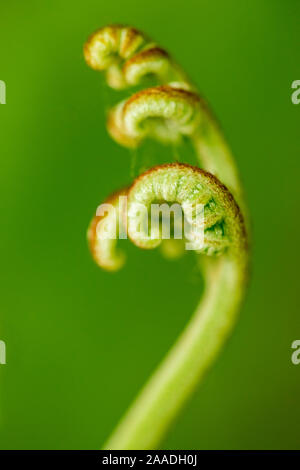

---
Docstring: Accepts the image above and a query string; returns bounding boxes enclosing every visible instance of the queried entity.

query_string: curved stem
[104,256,246,449]
[192,125,247,222]
[193,129,241,205]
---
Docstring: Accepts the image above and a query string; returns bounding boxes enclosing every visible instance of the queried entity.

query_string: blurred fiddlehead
[85,25,249,449]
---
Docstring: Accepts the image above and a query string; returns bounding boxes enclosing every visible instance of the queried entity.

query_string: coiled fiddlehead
[85,25,249,449]
[87,188,128,271]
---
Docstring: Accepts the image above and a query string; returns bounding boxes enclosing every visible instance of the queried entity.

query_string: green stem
[104,256,246,449]
[192,124,247,221]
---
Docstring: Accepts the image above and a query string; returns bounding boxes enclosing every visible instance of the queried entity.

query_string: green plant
[85,25,249,450]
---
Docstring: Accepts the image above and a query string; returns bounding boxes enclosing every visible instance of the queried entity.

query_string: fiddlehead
[84,25,185,90]
[87,189,128,271]
[127,163,246,256]
[107,85,201,149]
[85,25,249,449]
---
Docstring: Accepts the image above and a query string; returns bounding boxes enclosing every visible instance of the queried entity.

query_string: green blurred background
[0,0,299,449]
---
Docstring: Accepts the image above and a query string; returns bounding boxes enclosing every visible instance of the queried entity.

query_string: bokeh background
[0,0,299,449]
